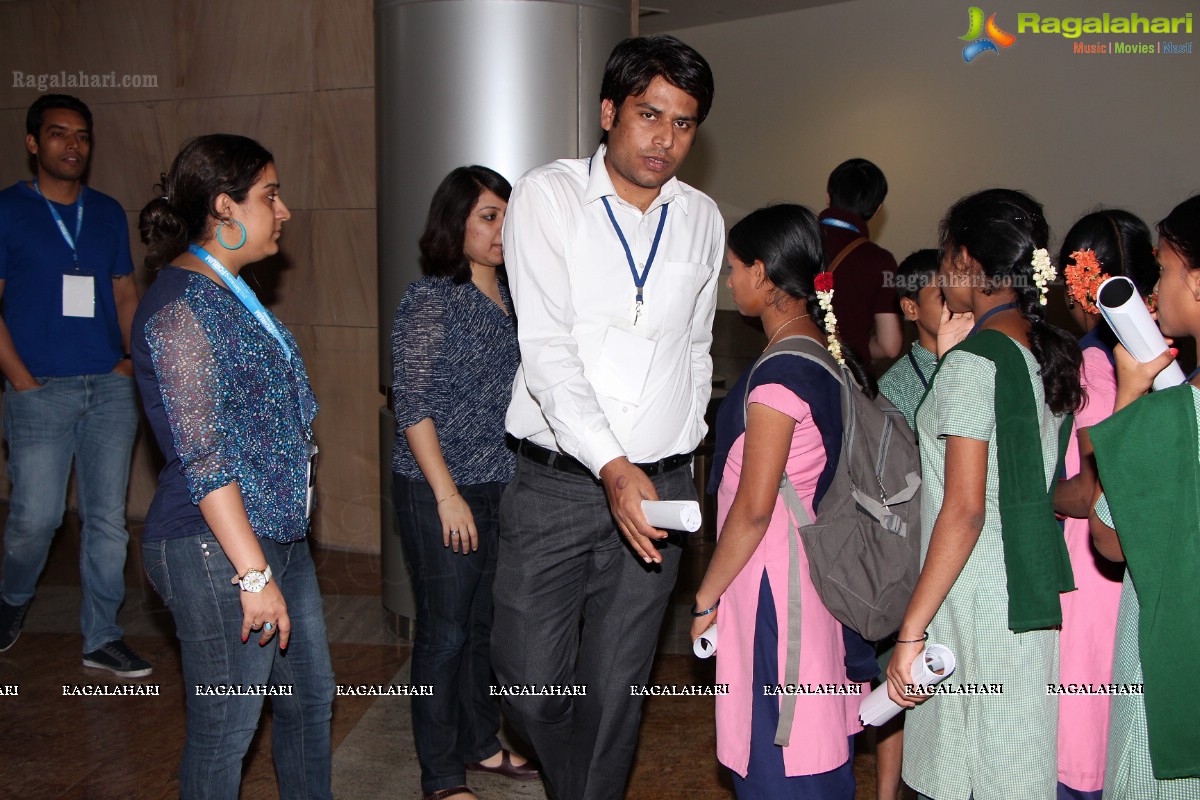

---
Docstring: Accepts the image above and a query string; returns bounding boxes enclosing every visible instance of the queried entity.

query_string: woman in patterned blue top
[133,135,334,799]
[391,166,532,800]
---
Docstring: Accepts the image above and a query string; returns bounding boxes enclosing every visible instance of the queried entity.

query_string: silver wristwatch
[236,565,272,593]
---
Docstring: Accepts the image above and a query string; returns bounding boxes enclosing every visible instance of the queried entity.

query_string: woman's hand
[690,605,718,644]
[936,304,974,357]
[885,638,928,708]
[438,494,478,554]
[1113,341,1176,411]
[238,580,291,649]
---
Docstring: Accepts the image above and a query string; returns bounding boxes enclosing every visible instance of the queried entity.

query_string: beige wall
[0,0,380,552]
[666,0,1200,311]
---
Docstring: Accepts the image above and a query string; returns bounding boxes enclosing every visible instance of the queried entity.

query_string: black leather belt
[517,439,691,479]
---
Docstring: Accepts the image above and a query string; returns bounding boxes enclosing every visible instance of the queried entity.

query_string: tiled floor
[0,509,894,799]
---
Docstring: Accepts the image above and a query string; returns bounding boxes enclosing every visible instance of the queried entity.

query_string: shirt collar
[911,342,937,368]
[819,206,870,239]
[583,144,689,215]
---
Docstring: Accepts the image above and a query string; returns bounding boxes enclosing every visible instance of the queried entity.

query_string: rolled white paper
[1097,276,1186,391]
[693,624,718,659]
[641,500,702,532]
[859,643,956,727]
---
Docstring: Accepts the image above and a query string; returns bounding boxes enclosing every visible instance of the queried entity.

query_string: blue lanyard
[601,197,668,321]
[969,301,1020,335]
[188,244,293,361]
[33,179,84,269]
[819,217,860,234]
[909,350,931,391]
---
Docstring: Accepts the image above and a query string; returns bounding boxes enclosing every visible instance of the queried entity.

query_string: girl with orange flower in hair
[1053,210,1159,800]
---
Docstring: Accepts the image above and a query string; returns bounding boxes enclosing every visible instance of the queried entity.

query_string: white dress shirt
[504,144,725,477]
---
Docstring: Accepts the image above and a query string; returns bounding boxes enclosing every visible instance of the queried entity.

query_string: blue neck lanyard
[819,217,860,234]
[601,197,668,323]
[33,179,84,269]
[909,350,931,391]
[969,301,1020,335]
[188,244,293,361]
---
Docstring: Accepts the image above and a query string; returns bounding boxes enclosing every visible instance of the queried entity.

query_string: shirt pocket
[650,260,712,325]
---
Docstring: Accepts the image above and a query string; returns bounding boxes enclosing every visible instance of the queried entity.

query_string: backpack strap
[774,473,810,746]
[827,237,867,274]
[741,335,842,745]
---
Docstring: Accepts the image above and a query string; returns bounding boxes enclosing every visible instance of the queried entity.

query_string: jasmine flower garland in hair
[1031,247,1055,306]
[814,272,844,364]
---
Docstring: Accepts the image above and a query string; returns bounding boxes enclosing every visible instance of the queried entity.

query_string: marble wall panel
[314,0,374,91]
[174,0,313,98]
[0,108,32,188]
[290,324,382,553]
[174,93,315,211]
[1,0,175,108]
[272,210,375,329]
[312,89,374,210]
[88,100,178,213]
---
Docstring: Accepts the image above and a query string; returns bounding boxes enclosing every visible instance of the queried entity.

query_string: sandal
[466,749,540,781]
[423,786,475,800]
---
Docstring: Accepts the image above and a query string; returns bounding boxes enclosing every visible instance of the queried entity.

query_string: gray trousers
[491,454,694,800]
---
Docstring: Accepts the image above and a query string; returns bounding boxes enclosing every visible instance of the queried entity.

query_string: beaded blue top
[391,276,518,484]
[133,267,318,543]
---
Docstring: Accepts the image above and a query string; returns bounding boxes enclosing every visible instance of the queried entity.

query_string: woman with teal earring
[132,134,334,799]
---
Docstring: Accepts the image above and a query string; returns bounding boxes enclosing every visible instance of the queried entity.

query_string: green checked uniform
[902,343,1064,800]
[1092,385,1200,799]
[879,342,936,431]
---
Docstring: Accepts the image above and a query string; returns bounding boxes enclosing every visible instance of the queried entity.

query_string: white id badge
[591,324,656,405]
[305,442,319,519]
[62,274,95,318]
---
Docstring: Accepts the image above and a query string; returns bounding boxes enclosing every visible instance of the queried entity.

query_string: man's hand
[113,358,134,377]
[599,457,665,563]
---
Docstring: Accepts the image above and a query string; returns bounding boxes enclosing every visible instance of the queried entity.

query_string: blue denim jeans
[393,475,503,794]
[1,372,137,652]
[144,532,334,800]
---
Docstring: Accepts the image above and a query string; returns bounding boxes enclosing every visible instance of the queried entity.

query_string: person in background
[692,203,870,799]
[887,189,1083,800]
[1088,194,1200,798]
[0,93,149,678]
[873,247,942,800]
[391,165,535,800]
[817,158,902,371]
[1052,209,1158,800]
[878,248,942,431]
[134,134,334,799]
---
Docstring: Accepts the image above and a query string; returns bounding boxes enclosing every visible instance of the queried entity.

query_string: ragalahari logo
[960,7,1017,62]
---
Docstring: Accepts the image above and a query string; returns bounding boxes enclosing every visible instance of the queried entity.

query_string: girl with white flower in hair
[885,189,1084,800]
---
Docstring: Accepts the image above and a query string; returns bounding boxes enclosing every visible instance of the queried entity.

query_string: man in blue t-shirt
[0,94,150,678]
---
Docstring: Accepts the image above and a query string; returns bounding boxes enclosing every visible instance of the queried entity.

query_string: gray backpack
[745,336,922,744]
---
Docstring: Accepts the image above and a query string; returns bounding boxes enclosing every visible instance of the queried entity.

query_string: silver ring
[264,622,274,632]
[450,530,460,537]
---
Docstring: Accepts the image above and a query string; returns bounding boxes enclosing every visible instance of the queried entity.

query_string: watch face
[241,570,267,592]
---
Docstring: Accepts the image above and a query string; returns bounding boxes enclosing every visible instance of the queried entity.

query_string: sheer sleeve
[392,280,447,431]
[145,300,237,503]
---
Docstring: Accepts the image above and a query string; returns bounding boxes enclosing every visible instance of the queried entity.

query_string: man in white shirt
[493,35,723,800]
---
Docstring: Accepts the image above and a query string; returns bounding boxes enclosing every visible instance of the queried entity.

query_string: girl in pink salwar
[692,204,871,799]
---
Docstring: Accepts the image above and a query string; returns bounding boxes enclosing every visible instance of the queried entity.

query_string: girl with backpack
[691,204,874,799]
[885,189,1083,799]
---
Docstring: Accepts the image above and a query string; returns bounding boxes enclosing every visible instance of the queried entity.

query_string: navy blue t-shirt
[0,181,131,376]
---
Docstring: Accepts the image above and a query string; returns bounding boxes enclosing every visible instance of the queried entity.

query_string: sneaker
[0,599,31,652]
[82,639,153,679]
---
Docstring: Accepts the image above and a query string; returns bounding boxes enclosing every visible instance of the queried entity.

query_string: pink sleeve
[1077,348,1117,430]
[747,383,812,424]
